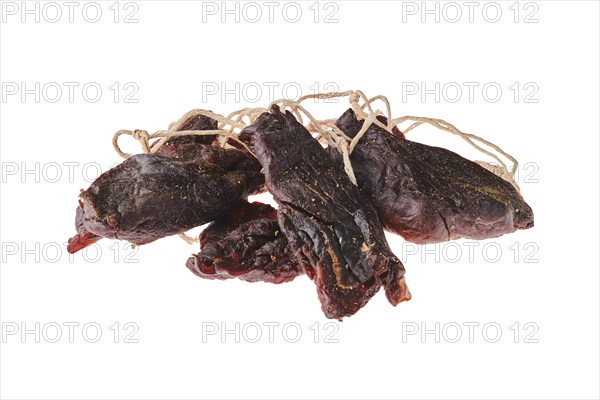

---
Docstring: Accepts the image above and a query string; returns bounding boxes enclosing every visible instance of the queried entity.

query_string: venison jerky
[154,140,262,173]
[155,113,263,177]
[67,145,264,253]
[242,105,410,319]
[334,109,534,244]
[161,113,219,147]
[187,201,304,284]
[67,201,102,253]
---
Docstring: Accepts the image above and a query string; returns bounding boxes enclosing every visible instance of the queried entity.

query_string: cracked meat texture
[333,109,534,244]
[187,201,304,284]
[67,145,264,253]
[241,105,410,319]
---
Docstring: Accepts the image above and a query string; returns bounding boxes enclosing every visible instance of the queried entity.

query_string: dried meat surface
[67,145,264,253]
[161,114,218,147]
[333,109,534,244]
[187,201,304,284]
[241,105,410,319]
[67,201,102,253]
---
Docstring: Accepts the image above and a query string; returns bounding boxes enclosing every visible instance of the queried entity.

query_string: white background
[1,1,599,399]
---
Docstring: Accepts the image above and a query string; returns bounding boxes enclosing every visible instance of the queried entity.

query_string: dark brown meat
[67,200,102,253]
[67,145,264,253]
[154,141,261,173]
[161,113,218,147]
[241,105,410,319]
[186,201,304,284]
[334,109,534,244]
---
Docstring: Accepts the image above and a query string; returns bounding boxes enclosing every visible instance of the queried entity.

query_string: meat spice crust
[242,105,410,319]
[67,145,264,253]
[334,109,534,244]
[187,201,304,284]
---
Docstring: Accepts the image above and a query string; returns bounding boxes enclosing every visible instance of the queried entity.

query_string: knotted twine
[112,90,522,244]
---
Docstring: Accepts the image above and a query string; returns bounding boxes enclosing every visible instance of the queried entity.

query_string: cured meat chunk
[67,145,264,253]
[67,201,102,253]
[241,105,410,319]
[154,140,261,173]
[186,201,304,284]
[334,109,534,244]
[162,113,218,147]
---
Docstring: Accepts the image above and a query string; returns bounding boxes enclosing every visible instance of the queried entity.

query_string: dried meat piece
[242,105,410,319]
[186,201,304,284]
[162,114,218,147]
[154,140,261,174]
[67,200,102,253]
[67,145,264,253]
[334,109,534,244]
[154,113,262,174]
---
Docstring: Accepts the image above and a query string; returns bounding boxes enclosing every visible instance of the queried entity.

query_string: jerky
[154,140,261,174]
[242,105,410,319]
[67,145,264,253]
[333,109,534,244]
[161,113,218,147]
[67,201,102,253]
[155,114,261,172]
[186,201,304,284]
